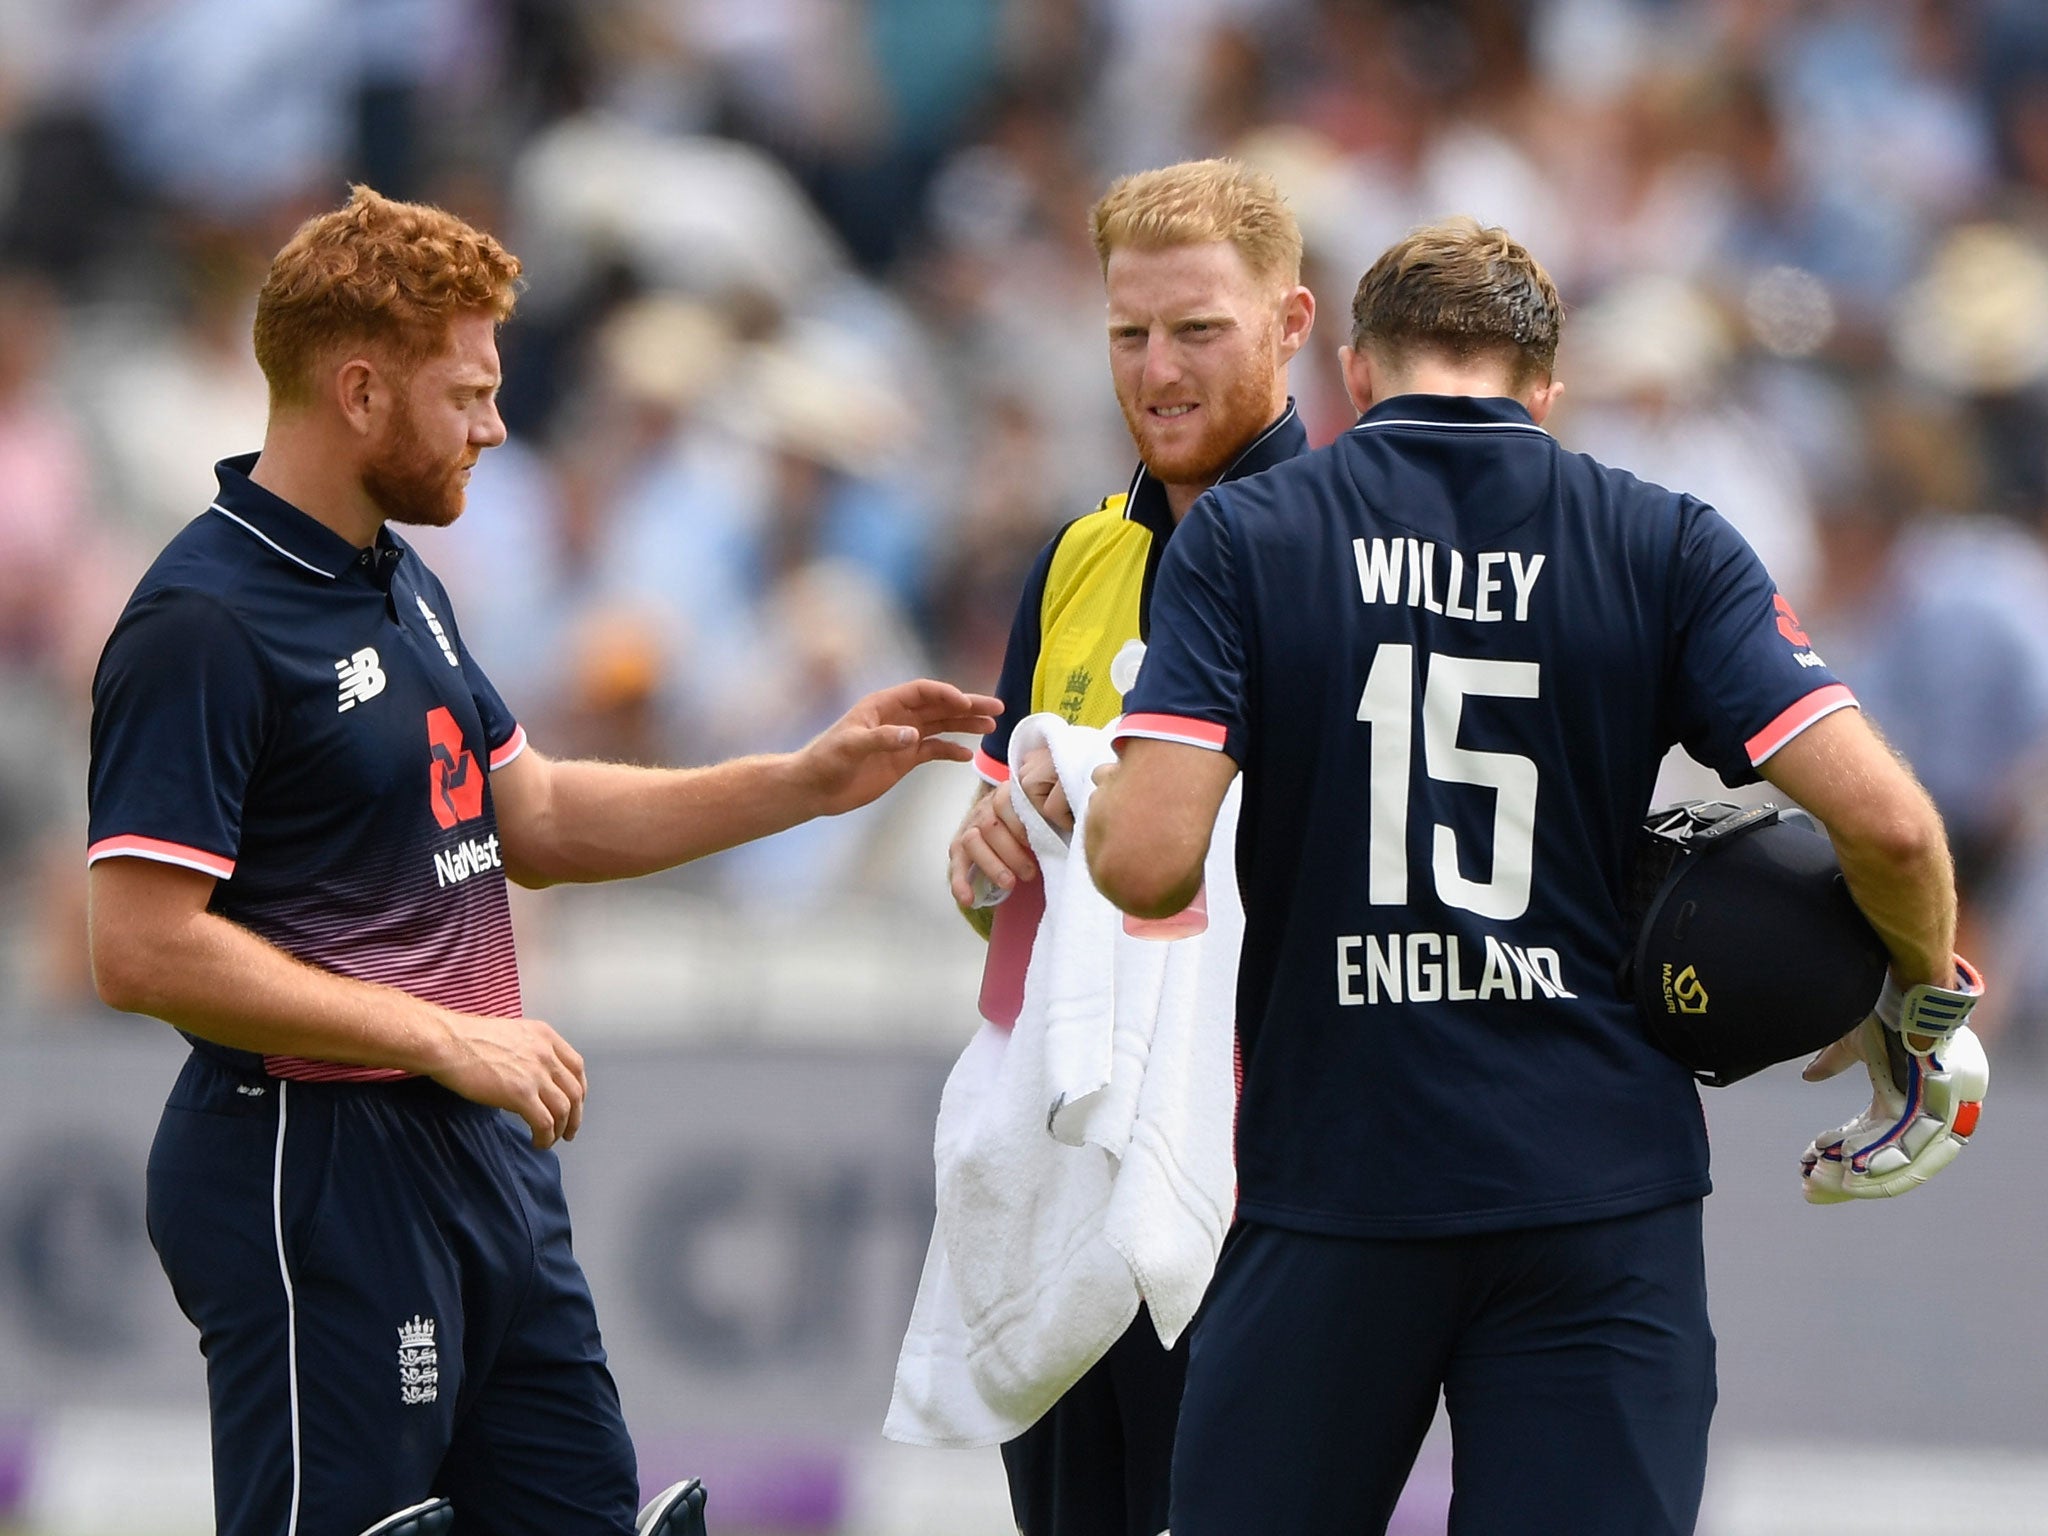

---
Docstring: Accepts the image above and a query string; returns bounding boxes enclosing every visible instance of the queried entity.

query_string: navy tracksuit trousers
[146,1050,640,1536]
[1172,1203,1716,1536]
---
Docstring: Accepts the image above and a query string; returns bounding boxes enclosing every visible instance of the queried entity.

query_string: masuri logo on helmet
[1622,801,1887,1087]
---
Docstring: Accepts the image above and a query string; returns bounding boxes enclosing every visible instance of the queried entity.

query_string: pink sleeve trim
[1112,713,1230,751]
[974,745,1010,784]
[87,835,235,880]
[489,725,528,770]
[1746,684,1858,765]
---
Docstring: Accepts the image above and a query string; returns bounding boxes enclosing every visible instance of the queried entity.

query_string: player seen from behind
[1084,216,1987,1535]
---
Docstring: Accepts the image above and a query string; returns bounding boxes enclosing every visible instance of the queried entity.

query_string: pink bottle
[1123,883,1209,941]
[976,874,1047,1029]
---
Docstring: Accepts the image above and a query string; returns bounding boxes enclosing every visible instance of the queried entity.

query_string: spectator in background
[0,272,105,688]
[415,294,742,764]
[926,393,1075,687]
[591,324,938,913]
[577,312,930,747]
[1558,271,1819,600]
[0,270,134,1003]
[913,77,1132,509]
[1762,0,1994,310]
[89,227,273,542]
[707,559,934,912]
[0,0,134,295]
[93,0,473,223]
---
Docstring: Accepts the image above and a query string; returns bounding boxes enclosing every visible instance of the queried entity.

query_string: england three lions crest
[398,1315,439,1406]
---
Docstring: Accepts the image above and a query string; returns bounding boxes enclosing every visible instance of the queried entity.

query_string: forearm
[496,678,1002,887]
[503,754,823,886]
[1826,822,1957,988]
[1759,711,1958,987]
[1085,758,1208,918]
[94,905,457,1070]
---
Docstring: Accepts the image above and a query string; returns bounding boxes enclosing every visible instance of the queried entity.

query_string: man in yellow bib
[944,158,1315,1536]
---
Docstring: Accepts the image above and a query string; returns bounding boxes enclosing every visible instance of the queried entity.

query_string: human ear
[1277,285,1316,360]
[333,357,386,437]
[1339,344,1378,415]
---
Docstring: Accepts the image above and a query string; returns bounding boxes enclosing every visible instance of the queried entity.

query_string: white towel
[884,715,1240,1446]
[882,1021,1032,1448]
[1103,779,1241,1344]
[1021,716,1147,1149]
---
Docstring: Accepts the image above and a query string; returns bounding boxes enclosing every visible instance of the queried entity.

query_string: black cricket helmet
[1622,801,1889,1087]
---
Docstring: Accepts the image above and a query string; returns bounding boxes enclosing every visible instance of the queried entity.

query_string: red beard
[363,402,469,529]
[1117,331,1282,487]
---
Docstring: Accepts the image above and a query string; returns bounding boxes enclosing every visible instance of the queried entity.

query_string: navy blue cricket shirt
[88,454,526,1081]
[1118,394,1855,1238]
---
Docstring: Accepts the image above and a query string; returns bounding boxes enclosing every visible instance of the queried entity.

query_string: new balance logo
[397,1315,439,1406]
[414,595,462,668]
[434,833,503,889]
[336,648,387,711]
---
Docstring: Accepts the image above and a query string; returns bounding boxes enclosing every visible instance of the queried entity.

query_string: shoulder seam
[134,581,282,699]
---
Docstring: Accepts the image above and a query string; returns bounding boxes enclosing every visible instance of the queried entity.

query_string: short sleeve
[88,587,273,877]
[464,648,525,770]
[975,533,1061,783]
[1668,502,1856,784]
[426,570,523,769]
[1115,492,1247,762]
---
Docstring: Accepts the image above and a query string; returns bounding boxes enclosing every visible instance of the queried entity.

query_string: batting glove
[1799,958,1987,1203]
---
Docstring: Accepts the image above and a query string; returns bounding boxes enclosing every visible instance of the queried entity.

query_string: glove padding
[1799,958,1987,1203]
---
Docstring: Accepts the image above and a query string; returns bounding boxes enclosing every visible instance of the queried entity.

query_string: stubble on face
[1116,321,1282,487]
[362,391,470,529]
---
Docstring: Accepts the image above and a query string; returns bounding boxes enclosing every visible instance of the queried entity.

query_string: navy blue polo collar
[1123,398,1309,535]
[208,452,406,582]
[1352,393,1548,435]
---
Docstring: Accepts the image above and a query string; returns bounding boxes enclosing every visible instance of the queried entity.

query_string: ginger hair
[253,185,522,408]
[1089,159,1303,286]
[1350,217,1562,388]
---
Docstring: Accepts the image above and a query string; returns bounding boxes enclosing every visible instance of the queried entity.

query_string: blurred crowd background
[9,2,2048,1530]
[5,0,2048,1052]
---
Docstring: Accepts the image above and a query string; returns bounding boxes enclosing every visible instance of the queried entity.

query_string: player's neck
[1375,360,1524,404]
[249,423,386,549]
[1164,479,1212,523]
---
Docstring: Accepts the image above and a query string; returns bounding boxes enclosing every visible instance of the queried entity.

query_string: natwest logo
[427,707,485,829]
[433,833,502,889]
[1773,593,1812,648]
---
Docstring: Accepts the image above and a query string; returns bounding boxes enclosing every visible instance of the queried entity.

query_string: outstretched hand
[796,679,1002,818]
